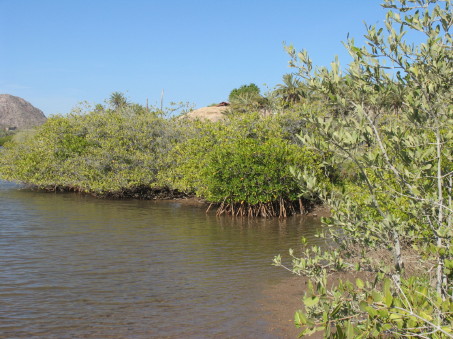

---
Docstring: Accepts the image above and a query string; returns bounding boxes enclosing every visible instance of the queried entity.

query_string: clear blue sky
[1,0,387,116]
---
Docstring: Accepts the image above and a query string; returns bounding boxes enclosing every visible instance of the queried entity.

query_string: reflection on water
[0,181,322,338]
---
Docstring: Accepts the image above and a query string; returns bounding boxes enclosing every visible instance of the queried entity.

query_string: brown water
[0,180,322,338]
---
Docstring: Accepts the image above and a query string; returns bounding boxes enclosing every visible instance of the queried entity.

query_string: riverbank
[262,271,374,338]
[18,183,331,218]
[261,276,311,338]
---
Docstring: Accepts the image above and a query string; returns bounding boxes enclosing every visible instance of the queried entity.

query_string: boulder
[182,105,229,122]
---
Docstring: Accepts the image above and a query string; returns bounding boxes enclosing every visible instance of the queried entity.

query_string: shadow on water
[0,181,322,338]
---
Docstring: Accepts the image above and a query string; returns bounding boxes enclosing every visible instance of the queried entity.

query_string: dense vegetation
[0,95,328,216]
[0,107,173,196]
[273,0,452,337]
[0,0,450,336]
[163,112,328,217]
[0,132,14,146]
[228,83,270,112]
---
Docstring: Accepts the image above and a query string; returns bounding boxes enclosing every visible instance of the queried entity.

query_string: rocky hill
[0,94,47,130]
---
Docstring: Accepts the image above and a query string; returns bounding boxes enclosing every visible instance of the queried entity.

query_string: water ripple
[0,181,322,338]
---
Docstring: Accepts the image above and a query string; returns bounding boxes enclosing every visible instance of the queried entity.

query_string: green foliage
[293,273,453,338]
[0,94,326,216]
[275,241,453,337]
[165,112,327,217]
[0,134,13,146]
[204,137,319,217]
[205,137,300,205]
[228,83,261,102]
[228,83,269,112]
[0,129,18,146]
[109,91,129,110]
[276,0,452,337]
[274,74,308,107]
[0,102,177,195]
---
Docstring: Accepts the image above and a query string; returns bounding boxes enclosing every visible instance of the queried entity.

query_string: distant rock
[0,94,47,130]
[183,105,229,122]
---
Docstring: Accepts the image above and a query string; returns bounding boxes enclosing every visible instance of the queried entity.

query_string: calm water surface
[0,180,322,338]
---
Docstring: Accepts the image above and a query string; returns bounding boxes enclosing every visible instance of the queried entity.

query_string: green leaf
[389,313,403,320]
[382,323,392,331]
[303,296,320,307]
[346,320,355,338]
[356,278,364,289]
[331,303,342,318]
[294,310,307,327]
[299,327,317,337]
[359,301,369,312]
[384,292,393,307]
[365,306,377,317]
[377,308,389,318]
[371,290,382,302]
[383,279,392,307]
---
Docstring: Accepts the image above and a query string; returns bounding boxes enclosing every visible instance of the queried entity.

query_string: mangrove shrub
[275,0,452,337]
[166,113,327,217]
[0,104,178,196]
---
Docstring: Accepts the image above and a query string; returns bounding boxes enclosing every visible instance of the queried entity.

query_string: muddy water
[0,180,322,338]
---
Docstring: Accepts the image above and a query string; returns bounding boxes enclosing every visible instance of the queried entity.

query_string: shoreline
[261,270,374,338]
[16,183,332,218]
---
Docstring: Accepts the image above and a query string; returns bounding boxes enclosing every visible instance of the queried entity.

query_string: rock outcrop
[0,94,47,130]
[182,105,229,122]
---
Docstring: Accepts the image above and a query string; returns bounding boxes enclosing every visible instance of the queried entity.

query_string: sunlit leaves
[169,113,327,216]
[0,104,177,195]
[277,0,452,337]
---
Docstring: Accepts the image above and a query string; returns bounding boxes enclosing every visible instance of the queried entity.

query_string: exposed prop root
[205,203,213,214]
[213,197,310,218]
